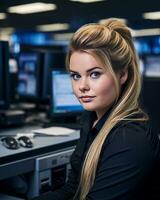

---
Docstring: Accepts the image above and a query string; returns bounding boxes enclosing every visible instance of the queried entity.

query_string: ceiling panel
[0,0,159,33]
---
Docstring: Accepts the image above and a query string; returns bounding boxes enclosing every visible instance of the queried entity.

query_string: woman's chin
[82,105,96,112]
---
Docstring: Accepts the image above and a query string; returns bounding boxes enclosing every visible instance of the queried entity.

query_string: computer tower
[27,147,74,199]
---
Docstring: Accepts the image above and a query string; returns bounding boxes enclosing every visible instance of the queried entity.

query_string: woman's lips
[79,96,96,102]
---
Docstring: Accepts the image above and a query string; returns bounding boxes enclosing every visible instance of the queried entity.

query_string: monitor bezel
[41,51,66,101]
[0,41,10,110]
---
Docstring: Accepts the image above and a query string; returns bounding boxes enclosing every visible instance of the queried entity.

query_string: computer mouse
[1,136,19,150]
[18,136,33,148]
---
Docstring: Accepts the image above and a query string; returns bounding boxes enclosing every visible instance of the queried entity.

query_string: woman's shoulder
[110,119,152,142]
[107,119,160,159]
[116,118,150,134]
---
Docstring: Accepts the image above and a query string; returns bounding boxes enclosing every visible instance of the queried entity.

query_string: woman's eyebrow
[69,67,102,73]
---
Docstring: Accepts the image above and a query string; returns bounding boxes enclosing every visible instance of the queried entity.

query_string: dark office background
[0,0,160,133]
[0,1,160,199]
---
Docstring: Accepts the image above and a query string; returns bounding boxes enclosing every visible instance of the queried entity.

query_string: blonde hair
[66,18,148,200]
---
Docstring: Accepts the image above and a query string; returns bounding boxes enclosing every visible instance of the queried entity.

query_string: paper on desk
[32,126,76,136]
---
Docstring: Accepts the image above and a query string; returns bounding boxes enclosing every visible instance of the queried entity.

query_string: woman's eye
[70,73,81,80]
[90,71,101,79]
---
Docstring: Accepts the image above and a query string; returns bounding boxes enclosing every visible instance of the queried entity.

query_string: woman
[33,18,160,200]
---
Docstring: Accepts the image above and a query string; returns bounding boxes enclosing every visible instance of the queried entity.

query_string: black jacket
[34,111,160,200]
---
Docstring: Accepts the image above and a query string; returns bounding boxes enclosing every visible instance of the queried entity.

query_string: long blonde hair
[66,18,148,200]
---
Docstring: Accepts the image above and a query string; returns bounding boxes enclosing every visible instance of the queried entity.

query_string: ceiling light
[131,28,160,37]
[37,23,70,32]
[143,11,160,20]
[7,2,57,14]
[0,27,15,34]
[0,13,7,20]
[70,0,104,3]
[0,27,15,40]
[54,33,74,40]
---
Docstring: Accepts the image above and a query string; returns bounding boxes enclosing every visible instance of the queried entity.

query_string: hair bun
[101,18,132,39]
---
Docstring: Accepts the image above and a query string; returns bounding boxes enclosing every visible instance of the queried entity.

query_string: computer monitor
[0,41,10,110]
[51,70,83,119]
[152,36,160,54]
[42,51,66,100]
[141,77,160,134]
[145,55,160,77]
[133,38,152,55]
[16,51,66,104]
[139,57,145,75]
[16,51,43,101]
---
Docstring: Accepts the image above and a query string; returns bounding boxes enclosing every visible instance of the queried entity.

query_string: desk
[0,193,24,200]
[0,125,80,198]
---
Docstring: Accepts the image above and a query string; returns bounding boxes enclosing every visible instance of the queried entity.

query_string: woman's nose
[79,78,90,92]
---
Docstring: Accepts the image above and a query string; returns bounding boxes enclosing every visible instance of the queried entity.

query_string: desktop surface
[0,125,80,164]
[0,125,79,183]
[0,193,24,200]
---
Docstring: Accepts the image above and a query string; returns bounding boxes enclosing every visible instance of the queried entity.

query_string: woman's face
[69,51,124,119]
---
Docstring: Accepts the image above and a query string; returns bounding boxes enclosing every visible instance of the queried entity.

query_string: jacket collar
[80,107,113,138]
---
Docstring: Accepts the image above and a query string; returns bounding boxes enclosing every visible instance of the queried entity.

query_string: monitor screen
[51,70,83,116]
[152,37,160,54]
[0,41,10,109]
[42,51,66,100]
[16,52,42,99]
[145,55,160,77]
[139,57,145,75]
[134,38,152,55]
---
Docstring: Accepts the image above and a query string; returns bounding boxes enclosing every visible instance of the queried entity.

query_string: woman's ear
[119,69,128,85]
